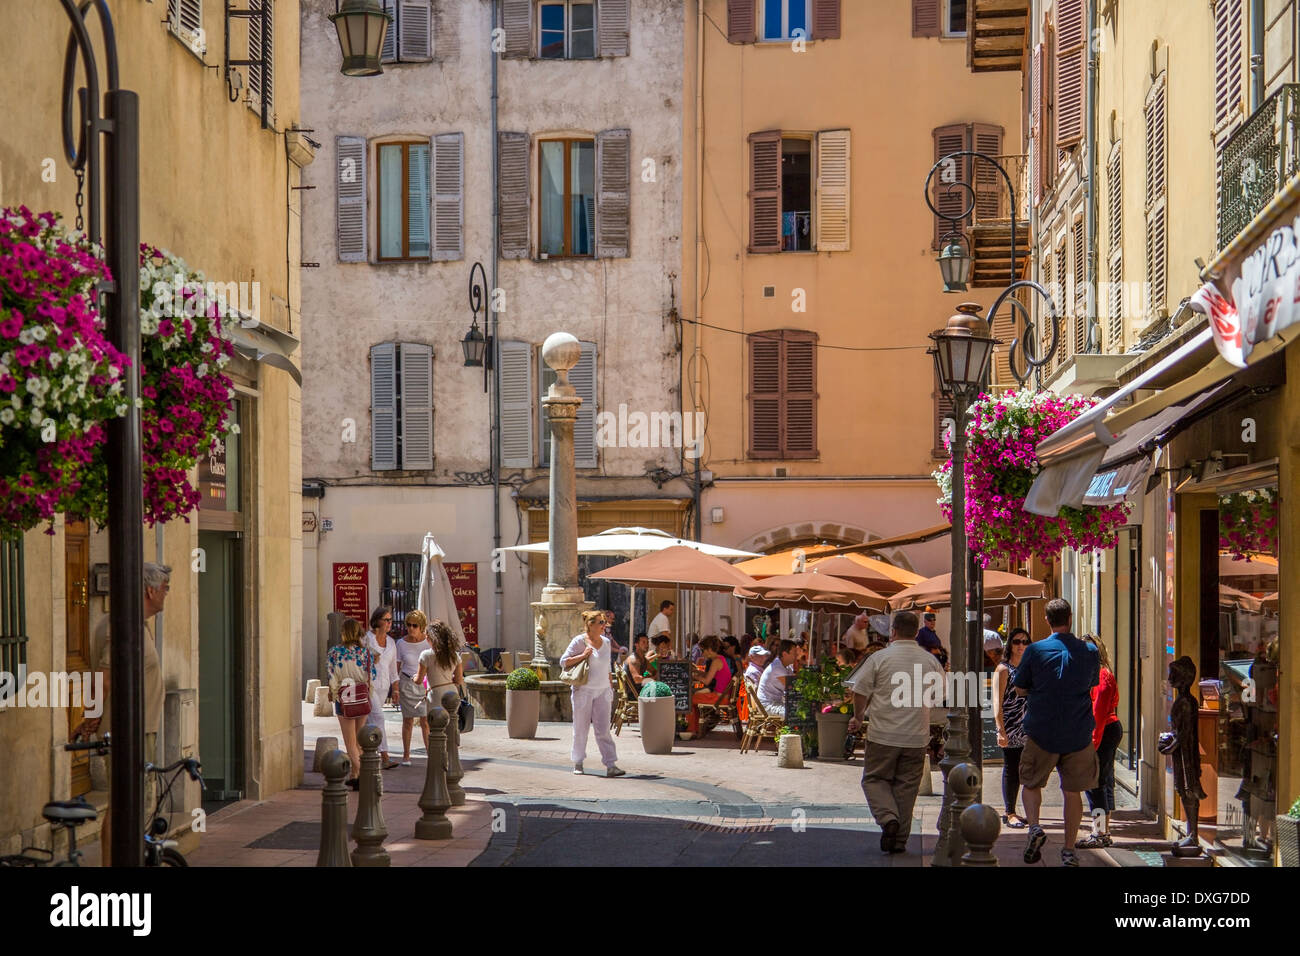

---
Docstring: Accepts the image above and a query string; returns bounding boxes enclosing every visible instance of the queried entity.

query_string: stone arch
[736,521,919,573]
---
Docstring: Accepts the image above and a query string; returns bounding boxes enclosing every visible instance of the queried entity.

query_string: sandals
[1075,833,1108,849]
[382,760,401,770]
[1002,813,1027,829]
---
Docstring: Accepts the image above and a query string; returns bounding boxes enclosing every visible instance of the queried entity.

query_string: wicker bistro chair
[740,679,785,754]
[611,667,641,736]
[697,671,743,739]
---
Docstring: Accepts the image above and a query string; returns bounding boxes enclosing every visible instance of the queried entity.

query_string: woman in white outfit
[562,609,626,777]
[364,605,400,769]
[395,609,432,765]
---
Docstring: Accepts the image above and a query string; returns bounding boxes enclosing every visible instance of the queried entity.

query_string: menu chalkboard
[784,684,812,735]
[655,661,694,713]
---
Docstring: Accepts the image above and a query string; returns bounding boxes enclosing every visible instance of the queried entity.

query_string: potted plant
[505,667,540,739]
[638,681,675,754]
[1278,797,1300,867]
[795,656,854,760]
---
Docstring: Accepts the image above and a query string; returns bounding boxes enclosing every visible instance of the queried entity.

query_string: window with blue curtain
[762,0,809,41]
[539,1,596,59]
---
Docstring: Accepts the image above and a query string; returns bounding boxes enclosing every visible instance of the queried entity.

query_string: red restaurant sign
[333,562,370,623]
[446,562,478,646]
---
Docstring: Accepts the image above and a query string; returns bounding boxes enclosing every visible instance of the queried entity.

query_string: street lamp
[461,320,486,367]
[937,236,973,294]
[330,0,392,77]
[463,261,492,390]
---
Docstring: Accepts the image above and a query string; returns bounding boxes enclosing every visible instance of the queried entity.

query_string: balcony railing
[1219,84,1300,249]
[969,153,1029,228]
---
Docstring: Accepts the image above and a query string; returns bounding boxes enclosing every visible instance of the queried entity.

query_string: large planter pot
[815,711,852,760]
[506,689,540,739]
[638,695,676,754]
[1277,814,1299,867]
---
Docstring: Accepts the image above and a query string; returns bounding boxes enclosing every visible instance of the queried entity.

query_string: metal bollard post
[959,803,1001,866]
[414,705,453,840]
[351,724,390,866]
[317,750,354,867]
[946,763,980,866]
[442,689,466,807]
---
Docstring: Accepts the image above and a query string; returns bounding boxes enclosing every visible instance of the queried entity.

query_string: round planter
[638,695,676,754]
[1277,814,1299,867]
[815,711,852,760]
[506,688,540,739]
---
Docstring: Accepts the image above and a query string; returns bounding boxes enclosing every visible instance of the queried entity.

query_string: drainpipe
[1086,0,1099,351]
[155,523,165,768]
[492,0,503,648]
[691,0,706,641]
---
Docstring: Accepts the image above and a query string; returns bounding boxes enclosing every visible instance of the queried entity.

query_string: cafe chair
[740,679,784,754]
[697,671,743,740]
[611,669,640,736]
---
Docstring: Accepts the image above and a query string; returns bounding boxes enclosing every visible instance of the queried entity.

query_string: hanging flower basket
[1218,488,1278,561]
[933,389,1129,567]
[0,207,129,535]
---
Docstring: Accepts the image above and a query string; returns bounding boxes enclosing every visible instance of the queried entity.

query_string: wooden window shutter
[748,131,782,254]
[596,128,631,258]
[932,123,967,249]
[399,343,434,469]
[168,0,204,40]
[370,343,398,471]
[1071,218,1086,354]
[1055,237,1068,366]
[727,0,756,44]
[381,0,397,62]
[972,124,1004,221]
[432,132,463,261]
[598,0,630,56]
[431,0,459,61]
[748,334,781,458]
[1145,78,1168,318]
[399,1,433,60]
[1107,143,1123,351]
[1042,21,1056,194]
[912,0,941,37]
[783,332,818,458]
[990,292,1023,387]
[498,132,530,259]
[1055,0,1085,149]
[1040,254,1055,371]
[933,369,955,457]
[810,0,841,40]
[1214,0,1244,131]
[501,0,531,58]
[499,341,534,468]
[247,0,273,116]
[572,342,598,468]
[336,136,367,262]
[814,129,850,252]
[1031,43,1043,205]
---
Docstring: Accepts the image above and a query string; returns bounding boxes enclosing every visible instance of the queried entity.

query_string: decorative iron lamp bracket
[988,280,1061,390]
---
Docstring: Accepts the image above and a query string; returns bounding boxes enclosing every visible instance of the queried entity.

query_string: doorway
[198,531,244,803]
[64,519,91,797]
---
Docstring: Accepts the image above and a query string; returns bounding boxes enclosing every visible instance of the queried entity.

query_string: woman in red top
[1079,633,1122,849]
[686,636,732,737]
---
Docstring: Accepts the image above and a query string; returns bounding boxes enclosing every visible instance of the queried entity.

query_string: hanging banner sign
[445,562,479,646]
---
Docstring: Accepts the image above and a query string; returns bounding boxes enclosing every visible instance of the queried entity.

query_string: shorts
[1020,736,1099,791]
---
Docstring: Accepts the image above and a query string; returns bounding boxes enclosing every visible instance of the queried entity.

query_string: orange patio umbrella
[1218,553,1278,579]
[588,545,760,592]
[733,544,839,578]
[888,570,1047,611]
[735,570,888,612]
[804,553,924,597]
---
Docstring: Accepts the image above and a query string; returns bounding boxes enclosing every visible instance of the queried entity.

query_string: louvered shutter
[1072,218,1086,354]
[370,343,398,471]
[337,136,367,262]
[814,129,850,252]
[748,334,781,457]
[432,0,459,61]
[400,343,434,469]
[598,0,630,56]
[1031,44,1043,206]
[810,0,841,40]
[596,128,631,258]
[912,0,940,37]
[168,0,204,42]
[400,1,433,60]
[1055,0,1084,148]
[1042,22,1056,194]
[1214,0,1244,131]
[933,368,955,457]
[433,132,463,261]
[247,0,272,116]
[381,0,397,62]
[1040,254,1055,372]
[932,123,967,249]
[1145,78,1168,318]
[572,342,598,469]
[727,0,756,44]
[972,124,1004,221]
[1055,237,1068,367]
[498,132,530,259]
[990,291,1023,386]
[501,0,531,57]
[748,131,782,254]
[1107,143,1123,351]
[500,341,534,468]
[783,333,817,458]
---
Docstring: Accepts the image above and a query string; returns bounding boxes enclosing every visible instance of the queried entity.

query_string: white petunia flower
[0,408,12,425]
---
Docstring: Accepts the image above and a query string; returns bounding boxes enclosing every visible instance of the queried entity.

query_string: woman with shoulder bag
[327,617,377,790]
[416,619,465,716]
[395,609,433,766]
[561,609,625,778]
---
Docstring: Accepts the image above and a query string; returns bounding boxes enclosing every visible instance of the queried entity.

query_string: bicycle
[0,734,205,867]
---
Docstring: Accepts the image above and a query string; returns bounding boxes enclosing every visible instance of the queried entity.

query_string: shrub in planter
[505,667,540,739]
[1278,796,1300,868]
[638,681,675,754]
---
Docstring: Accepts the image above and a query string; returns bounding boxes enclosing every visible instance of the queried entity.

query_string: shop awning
[224,317,302,386]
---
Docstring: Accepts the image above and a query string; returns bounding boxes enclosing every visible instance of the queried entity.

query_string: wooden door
[65,519,92,796]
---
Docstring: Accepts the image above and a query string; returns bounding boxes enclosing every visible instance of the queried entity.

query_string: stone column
[530,332,593,676]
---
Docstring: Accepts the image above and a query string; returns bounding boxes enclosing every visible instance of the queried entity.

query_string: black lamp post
[463,261,492,391]
[330,0,392,77]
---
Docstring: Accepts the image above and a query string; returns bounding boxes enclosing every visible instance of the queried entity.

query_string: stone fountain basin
[466,673,573,722]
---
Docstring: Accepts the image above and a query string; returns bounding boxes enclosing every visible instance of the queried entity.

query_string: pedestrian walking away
[845,611,944,855]
[327,617,377,790]
[994,627,1031,829]
[1078,633,1122,849]
[562,609,626,777]
[1013,599,1100,866]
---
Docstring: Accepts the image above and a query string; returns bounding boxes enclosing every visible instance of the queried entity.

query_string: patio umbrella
[888,569,1047,611]
[1219,584,1263,614]
[804,553,924,597]
[1262,592,1279,612]
[1217,553,1278,579]
[736,570,888,612]
[589,545,761,592]
[734,544,840,577]
[497,526,760,559]
[417,533,467,646]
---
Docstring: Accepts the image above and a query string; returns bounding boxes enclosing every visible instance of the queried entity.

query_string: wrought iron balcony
[1218,84,1300,250]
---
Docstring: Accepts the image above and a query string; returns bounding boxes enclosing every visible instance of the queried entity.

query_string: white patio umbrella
[417,533,467,648]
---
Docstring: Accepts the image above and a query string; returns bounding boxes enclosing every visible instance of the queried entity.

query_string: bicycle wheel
[158,848,188,867]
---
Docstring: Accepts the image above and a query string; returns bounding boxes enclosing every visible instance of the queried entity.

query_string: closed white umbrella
[417,533,467,648]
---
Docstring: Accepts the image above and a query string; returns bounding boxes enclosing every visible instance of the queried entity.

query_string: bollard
[946,763,980,866]
[414,705,453,840]
[442,689,466,806]
[316,750,354,867]
[959,802,1001,866]
[918,754,933,796]
[313,686,333,717]
[351,724,390,866]
[312,736,341,773]
[304,678,321,704]
[776,733,803,768]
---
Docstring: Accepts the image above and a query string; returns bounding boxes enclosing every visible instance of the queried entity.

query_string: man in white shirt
[757,640,798,716]
[742,643,769,685]
[846,610,944,854]
[647,600,674,647]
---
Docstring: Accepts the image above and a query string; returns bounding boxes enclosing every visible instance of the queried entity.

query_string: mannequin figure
[1166,656,1207,857]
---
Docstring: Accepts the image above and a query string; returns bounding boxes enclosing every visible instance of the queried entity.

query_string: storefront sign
[302,512,318,534]
[445,562,478,646]
[199,435,227,507]
[332,562,369,622]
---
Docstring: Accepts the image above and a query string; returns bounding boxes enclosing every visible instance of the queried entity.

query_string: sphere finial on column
[542,332,581,389]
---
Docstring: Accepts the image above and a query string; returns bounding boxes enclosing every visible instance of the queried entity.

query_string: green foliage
[792,656,852,718]
[506,667,539,691]
[639,680,673,699]
[1288,796,1300,819]
[777,725,793,737]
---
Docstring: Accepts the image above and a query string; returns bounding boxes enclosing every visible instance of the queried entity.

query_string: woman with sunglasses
[364,605,401,769]
[394,609,433,766]
[994,627,1032,828]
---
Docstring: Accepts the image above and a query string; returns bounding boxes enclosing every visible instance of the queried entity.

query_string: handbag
[559,656,589,687]
[339,648,373,718]
[458,686,474,733]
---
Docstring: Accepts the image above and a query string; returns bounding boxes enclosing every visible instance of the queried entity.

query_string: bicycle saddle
[42,800,97,824]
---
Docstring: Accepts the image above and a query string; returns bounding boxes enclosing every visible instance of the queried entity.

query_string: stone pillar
[530,332,593,676]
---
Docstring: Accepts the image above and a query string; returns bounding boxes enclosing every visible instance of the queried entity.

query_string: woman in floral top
[328,618,377,788]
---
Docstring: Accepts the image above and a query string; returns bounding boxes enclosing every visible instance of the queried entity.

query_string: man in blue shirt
[1012,599,1100,866]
